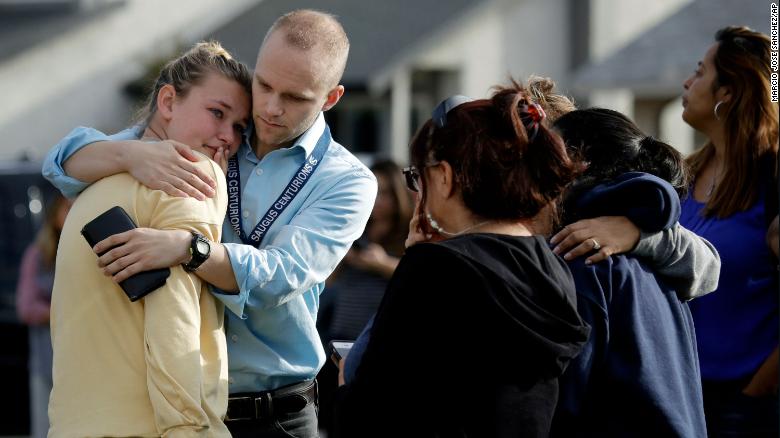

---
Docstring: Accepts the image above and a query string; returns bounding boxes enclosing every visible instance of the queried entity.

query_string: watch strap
[182,232,209,272]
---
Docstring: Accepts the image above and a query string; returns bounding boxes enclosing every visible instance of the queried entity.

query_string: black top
[335,233,590,438]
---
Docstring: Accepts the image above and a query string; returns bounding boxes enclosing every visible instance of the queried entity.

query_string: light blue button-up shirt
[43,113,377,392]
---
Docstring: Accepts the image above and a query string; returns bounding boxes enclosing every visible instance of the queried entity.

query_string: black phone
[328,340,354,364]
[81,206,170,302]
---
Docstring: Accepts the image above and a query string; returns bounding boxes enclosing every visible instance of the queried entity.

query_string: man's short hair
[264,9,350,89]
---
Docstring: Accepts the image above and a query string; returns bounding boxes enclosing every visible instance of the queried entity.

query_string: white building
[0,0,259,161]
[0,0,766,163]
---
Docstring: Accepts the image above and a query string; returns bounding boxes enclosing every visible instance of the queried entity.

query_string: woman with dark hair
[550,108,707,437]
[530,78,720,302]
[679,26,779,435]
[334,84,590,437]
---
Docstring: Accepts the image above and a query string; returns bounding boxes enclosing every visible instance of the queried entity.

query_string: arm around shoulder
[632,222,720,300]
[42,126,140,197]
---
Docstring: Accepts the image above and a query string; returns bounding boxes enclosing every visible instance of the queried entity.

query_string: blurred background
[0,0,770,435]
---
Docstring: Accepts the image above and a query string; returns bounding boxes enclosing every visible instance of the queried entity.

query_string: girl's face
[681,43,726,132]
[166,72,251,159]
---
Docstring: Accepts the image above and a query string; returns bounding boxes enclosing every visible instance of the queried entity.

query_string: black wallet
[81,206,170,302]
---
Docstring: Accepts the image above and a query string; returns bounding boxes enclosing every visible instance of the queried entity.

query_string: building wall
[589,0,696,152]
[588,0,691,119]
[383,0,573,162]
[0,0,259,161]
[501,0,570,91]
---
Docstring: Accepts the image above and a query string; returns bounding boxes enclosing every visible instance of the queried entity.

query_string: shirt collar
[294,112,326,157]
[240,112,325,164]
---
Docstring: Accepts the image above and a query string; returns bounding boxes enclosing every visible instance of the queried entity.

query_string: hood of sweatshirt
[567,171,680,232]
[438,234,591,378]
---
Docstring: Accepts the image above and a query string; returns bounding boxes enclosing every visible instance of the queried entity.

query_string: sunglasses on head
[431,95,474,128]
[401,95,474,192]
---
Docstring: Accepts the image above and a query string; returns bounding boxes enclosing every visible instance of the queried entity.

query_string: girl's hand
[550,216,640,264]
[214,147,230,176]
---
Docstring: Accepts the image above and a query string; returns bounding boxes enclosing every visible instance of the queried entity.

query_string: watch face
[196,239,210,255]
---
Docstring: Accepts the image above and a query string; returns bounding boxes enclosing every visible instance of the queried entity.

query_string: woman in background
[16,193,71,438]
[679,25,779,436]
[321,159,412,342]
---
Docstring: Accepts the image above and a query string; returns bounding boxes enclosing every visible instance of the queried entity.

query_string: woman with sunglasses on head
[678,26,779,436]
[333,83,590,438]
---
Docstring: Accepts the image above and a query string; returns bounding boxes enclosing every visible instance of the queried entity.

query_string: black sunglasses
[402,166,421,192]
[402,161,442,192]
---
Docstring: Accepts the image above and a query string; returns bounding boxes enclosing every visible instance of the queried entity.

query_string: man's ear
[156,84,177,121]
[322,85,345,112]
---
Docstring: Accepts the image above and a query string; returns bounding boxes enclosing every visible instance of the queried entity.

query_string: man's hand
[93,228,191,283]
[550,216,641,264]
[125,140,217,200]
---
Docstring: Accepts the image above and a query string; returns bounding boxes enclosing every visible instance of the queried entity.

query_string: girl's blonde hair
[137,41,252,126]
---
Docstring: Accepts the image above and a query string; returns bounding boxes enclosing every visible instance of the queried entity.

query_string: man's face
[252,31,337,150]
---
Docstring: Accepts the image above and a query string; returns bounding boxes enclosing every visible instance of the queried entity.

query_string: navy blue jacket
[552,172,707,437]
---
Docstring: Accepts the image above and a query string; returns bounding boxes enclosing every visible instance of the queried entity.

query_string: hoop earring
[713,101,724,121]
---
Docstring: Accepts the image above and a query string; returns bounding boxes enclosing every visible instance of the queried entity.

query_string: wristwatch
[182,232,211,272]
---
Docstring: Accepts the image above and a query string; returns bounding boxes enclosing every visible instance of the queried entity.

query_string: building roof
[572,0,770,97]
[207,0,480,87]
[0,1,123,62]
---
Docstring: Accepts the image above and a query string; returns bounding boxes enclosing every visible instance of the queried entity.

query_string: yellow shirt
[48,157,229,438]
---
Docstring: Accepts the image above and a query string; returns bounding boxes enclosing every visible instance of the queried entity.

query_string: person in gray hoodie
[551,108,708,437]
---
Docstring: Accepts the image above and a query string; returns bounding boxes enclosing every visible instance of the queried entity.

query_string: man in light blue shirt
[43,10,376,437]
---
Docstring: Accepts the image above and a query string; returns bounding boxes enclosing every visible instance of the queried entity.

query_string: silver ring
[591,238,601,251]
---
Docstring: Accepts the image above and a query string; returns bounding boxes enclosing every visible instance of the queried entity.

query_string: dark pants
[226,403,318,438]
[703,380,779,438]
[226,380,320,438]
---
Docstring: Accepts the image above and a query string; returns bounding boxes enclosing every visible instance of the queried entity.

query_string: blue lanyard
[226,125,331,248]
